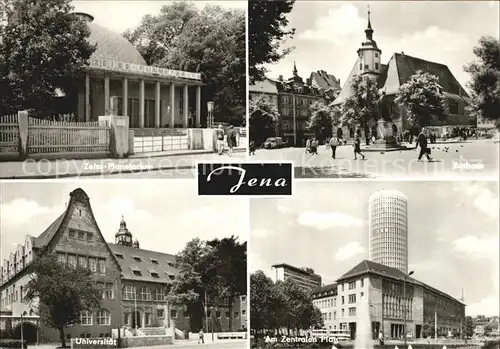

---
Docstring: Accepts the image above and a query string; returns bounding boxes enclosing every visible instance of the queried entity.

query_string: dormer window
[150,259,158,265]
[165,272,175,280]
[150,271,159,278]
[167,262,174,267]
[115,253,124,259]
[133,256,142,262]
[131,268,142,276]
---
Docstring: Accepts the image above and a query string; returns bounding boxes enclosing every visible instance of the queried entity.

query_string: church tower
[115,215,133,247]
[357,7,382,77]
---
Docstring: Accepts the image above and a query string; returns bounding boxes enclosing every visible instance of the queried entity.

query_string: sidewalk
[0,152,246,179]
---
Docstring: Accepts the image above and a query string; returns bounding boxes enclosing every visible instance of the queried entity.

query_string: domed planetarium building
[70,13,203,129]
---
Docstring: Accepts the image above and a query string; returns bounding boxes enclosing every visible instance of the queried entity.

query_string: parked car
[263,137,284,149]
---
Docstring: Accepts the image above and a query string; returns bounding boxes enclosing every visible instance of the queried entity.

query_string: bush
[481,340,500,349]
[0,339,27,348]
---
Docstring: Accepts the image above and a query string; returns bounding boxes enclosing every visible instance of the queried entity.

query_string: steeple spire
[293,61,298,76]
[365,5,374,41]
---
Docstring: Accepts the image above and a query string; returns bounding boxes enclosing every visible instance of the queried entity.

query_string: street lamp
[207,101,214,129]
[403,271,414,349]
[20,310,27,348]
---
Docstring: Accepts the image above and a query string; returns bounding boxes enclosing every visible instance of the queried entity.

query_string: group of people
[305,134,366,160]
[215,124,239,156]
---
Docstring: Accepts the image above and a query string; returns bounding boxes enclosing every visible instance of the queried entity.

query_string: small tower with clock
[115,215,133,247]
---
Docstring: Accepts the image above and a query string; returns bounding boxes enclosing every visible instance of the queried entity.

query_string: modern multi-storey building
[368,190,408,274]
[312,260,465,340]
[0,188,245,343]
[271,263,322,292]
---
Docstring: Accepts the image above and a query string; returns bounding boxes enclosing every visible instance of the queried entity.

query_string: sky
[72,0,246,35]
[264,1,500,91]
[0,181,248,260]
[249,181,500,317]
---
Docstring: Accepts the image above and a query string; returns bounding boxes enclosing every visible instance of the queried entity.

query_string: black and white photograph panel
[249,181,499,348]
[249,0,500,178]
[0,0,246,180]
[0,181,248,349]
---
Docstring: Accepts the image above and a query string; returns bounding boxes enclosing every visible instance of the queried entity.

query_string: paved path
[28,340,246,349]
[250,139,499,179]
[0,152,245,179]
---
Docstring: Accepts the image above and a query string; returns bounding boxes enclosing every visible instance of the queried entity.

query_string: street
[250,139,499,178]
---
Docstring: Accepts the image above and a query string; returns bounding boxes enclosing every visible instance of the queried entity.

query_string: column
[141,311,145,329]
[170,84,176,128]
[139,79,145,128]
[196,85,201,127]
[183,85,189,128]
[122,77,128,117]
[85,73,90,121]
[104,75,110,115]
[155,81,161,128]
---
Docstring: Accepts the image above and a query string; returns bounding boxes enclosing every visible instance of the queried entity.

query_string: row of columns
[85,74,202,128]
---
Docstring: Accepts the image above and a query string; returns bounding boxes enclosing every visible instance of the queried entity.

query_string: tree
[250,271,276,335]
[248,0,295,83]
[340,75,380,144]
[307,101,337,142]
[127,4,245,125]
[204,236,247,331]
[463,316,474,338]
[168,238,211,332]
[249,95,278,146]
[123,1,198,66]
[23,253,102,348]
[394,70,448,128]
[0,0,95,116]
[464,36,500,128]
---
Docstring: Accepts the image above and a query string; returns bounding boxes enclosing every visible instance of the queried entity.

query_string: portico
[79,59,203,128]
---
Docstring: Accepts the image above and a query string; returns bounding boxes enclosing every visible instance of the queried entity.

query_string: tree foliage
[249,95,278,146]
[250,271,323,335]
[126,3,245,125]
[394,70,448,127]
[464,36,500,129]
[340,75,380,130]
[168,236,247,332]
[463,316,474,338]
[248,0,295,83]
[23,253,102,347]
[0,0,95,116]
[307,101,337,139]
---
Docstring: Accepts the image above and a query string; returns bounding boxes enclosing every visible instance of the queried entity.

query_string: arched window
[97,309,111,325]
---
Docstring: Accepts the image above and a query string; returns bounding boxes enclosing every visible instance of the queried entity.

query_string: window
[216,311,221,319]
[57,253,66,265]
[361,292,364,298]
[151,259,159,265]
[123,286,134,300]
[98,259,106,273]
[157,309,165,318]
[241,295,246,302]
[68,255,77,268]
[375,63,379,70]
[334,298,336,307]
[89,258,97,272]
[348,294,356,304]
[132,269,142,276]
[115,253,124,259]
[78,256,87,269]
[145,313,151,326]
[234,312,239,319]
[170,310,177,319]
[349,307,356,316]
[156,289,165,301]
[341,284,344,292]
[78,231,85,240]
[364,65,369,70]
[167,262,174,267]
[341,296,344,305]
[359,63,363,70]
[87,233,93,242]
[140,287,152,301]
[97,310,111,325]
[150,272,159,278]
[104,284,114,299]
[80,311,93,326]
[348,281,356,290]
[375,53,379,58]
[360,279,364,287]
[69,229,76,239]
[342,309,345,317]
[242,310,246,315]
[133,256,142,262]
[334,311,336,320]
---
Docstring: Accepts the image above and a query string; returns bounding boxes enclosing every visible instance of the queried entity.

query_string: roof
[249,78,279,94]
[333,52,468,106]
[337,260,465,305]
[311,283,338,299]
[369,189,408,201]
[33,212,66,248]
[109,243,178,284]
[271,263,321,279]
[310,71,341,90]
[88,22,146,65]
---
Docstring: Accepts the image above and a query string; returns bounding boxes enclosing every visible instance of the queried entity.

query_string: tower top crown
[365,6,374,41]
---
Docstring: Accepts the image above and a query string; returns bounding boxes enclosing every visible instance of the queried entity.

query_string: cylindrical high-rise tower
[368,189,408,273]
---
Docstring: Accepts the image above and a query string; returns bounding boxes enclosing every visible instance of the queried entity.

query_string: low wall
[189,331,247,340]
[121,335,173,347]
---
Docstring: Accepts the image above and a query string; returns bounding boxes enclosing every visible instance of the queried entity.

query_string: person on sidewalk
[305,137,311,153]
[198,329,204,344]
[354,134,365,160]
[310,138,318,155]
[216,125,224,155]
[378,331,384,346]
[227,125,237,157]
[249,140,255,155]
[329,135,339,159]
[417,127,433,162]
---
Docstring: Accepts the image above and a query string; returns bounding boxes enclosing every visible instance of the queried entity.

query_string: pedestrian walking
[227,125,237,156]
[249,140,255,155]
[329,135,339,159]
[216,125,224,155]
[417,127,433,161]
[198,329,204,344]
[310,138,318,155]
[378,331,384,346]
[305,138,311,153]
[354,134,365,160]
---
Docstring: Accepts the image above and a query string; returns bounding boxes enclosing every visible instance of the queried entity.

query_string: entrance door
[349,322,356,340]
[416,325,422,339]
[132,311,142,328]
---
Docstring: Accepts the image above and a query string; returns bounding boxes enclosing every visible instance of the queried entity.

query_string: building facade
[0,189,244,343]
[332,11,472,140]
[312,260,465,341]
[54,13,204,128]
[368,190,408,274]
[271,263,322,292]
